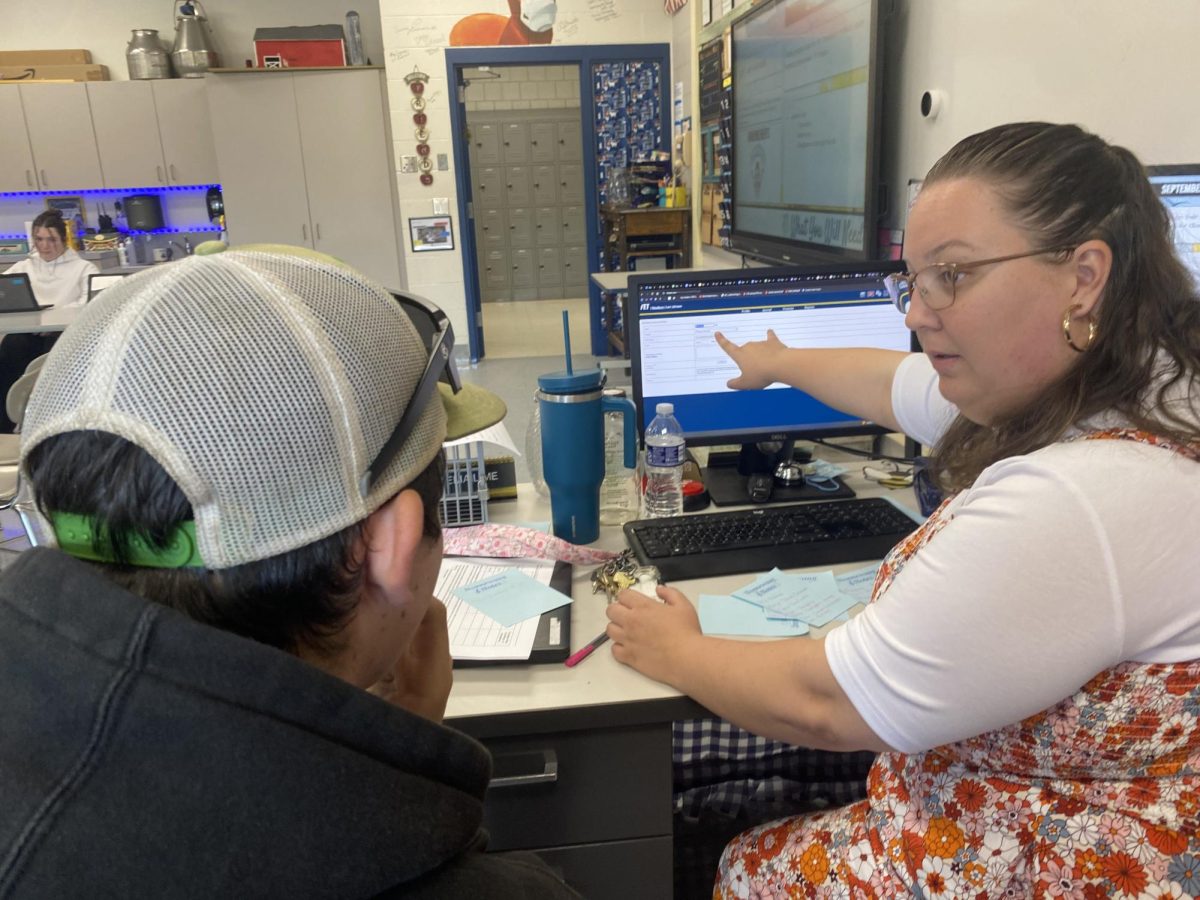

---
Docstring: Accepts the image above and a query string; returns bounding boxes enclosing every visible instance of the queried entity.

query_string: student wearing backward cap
[0,247,580,898]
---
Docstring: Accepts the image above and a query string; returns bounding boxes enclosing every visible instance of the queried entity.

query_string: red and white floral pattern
[716,430,1200,899]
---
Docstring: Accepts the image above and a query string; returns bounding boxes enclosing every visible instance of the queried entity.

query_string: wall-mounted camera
[920,90,945,120]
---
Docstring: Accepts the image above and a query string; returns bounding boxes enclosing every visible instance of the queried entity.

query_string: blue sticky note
[453,569,570,627]
[765,571,856,626]
[835,563,880,605]
[731,568,790,608]
[698,594,809,637]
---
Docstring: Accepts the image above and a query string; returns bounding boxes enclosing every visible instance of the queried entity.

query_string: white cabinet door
[19,84,103,191]
[153,80,219,185]
[206,74,313,248]
[0,88,37,192]
[293,69,402,288]
[88,81,168,189]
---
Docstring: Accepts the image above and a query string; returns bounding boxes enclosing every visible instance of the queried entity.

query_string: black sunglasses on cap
[360,293,462,495]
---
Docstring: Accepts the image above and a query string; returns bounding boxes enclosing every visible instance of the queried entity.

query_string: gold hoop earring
[1062,303,1096,353]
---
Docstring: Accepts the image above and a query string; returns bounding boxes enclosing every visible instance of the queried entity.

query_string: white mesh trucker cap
[19,247,505,569]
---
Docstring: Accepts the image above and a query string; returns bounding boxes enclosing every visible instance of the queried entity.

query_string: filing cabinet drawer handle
[490,749,559,789]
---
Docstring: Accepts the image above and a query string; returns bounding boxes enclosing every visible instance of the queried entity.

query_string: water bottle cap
[655,402,674,415]
[538,368,604,393]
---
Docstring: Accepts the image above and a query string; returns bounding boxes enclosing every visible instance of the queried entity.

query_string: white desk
[445,457,917,898]
[0,305,81,336]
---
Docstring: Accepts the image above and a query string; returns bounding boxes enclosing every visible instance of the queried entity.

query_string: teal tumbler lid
[537,368,605,393]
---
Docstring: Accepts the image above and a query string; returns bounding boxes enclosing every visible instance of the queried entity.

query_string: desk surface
[445,453,917,737]
[0,305,81,336]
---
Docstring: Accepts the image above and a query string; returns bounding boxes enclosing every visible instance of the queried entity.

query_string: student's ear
[362,489,426,603]
[1066,238,1113,318]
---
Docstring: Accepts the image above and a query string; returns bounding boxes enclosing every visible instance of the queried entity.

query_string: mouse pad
[704,465,855,507]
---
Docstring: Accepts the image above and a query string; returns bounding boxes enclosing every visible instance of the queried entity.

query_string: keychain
[590,548,659,601]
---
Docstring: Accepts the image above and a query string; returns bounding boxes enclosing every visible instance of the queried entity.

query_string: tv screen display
[730,0,884,265]
[1146,165,1200,289]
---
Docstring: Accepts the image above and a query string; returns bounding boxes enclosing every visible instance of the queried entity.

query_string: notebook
[450,560,573,667]
[0,274,50,313]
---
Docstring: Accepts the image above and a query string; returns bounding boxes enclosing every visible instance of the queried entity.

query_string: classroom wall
[378,0,675,343]
[0,1,385,78]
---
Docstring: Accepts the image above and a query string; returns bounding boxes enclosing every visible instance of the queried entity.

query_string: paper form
[437,557,557,661]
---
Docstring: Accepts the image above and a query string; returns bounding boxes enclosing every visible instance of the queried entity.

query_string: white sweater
[825,353,1200,753]
[6,249,98,308]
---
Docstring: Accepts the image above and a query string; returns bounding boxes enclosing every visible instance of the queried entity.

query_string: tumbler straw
[562,309,573,375]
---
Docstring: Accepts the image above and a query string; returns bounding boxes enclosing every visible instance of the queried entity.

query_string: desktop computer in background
[1146,165,1200,290]
[626,262,914,505]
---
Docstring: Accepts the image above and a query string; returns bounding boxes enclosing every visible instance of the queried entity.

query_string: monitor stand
[704,439,855,507]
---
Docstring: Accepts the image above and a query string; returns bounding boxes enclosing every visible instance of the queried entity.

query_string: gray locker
[505,165,532,206]
[507,207,533,247]
[475,166,504,205]
[561,205,585,244]
[563,245,588,294]
[472,122,502,166]
[477,207,506,250]
[535,207,560,247]
[537,246,562,286]
[502,122,529,164]
[556,121,582,162]
[530,122,557,163]
[559,164,583,203]
[511,247,537,301]
[532,165,558,205]
[481,249,509,292]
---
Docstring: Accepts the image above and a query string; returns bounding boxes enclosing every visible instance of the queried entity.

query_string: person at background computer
[606,122,1200,897]
[0,209,97,432]
[0,248,578,898]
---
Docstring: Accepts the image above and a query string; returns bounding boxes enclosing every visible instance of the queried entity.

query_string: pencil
[564,631,610,667]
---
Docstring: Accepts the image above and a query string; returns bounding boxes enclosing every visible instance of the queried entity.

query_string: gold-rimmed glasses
[883,246,1076,313]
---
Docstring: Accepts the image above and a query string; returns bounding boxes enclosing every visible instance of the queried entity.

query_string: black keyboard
[623,497,920,582]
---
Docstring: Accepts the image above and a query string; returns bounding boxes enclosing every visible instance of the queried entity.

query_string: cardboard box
[701,183,716,213]
[0,63,108,82]
[0,49,92,65]
[253,25,346,69]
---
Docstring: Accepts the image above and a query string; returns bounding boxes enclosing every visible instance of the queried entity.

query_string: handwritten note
[453,569,570,628]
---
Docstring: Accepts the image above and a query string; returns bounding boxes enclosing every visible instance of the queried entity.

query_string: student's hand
[714,329,788,390]
[370,598,453,722]
[606,584,703,687]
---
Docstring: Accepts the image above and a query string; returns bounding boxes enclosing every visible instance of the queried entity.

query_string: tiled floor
[480,297,592,360]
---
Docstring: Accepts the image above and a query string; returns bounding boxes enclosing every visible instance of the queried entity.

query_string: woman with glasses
[606,122,1200,897]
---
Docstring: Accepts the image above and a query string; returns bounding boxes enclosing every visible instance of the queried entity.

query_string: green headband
[51,512,205,568]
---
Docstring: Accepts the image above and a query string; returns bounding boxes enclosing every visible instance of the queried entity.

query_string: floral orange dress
[716,431,1200,899]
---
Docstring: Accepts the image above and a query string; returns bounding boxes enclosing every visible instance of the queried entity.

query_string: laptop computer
[0,274,50,313]
[87,273,127,302]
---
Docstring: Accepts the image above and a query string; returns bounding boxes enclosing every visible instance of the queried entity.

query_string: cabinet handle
[156,165,164,184]
[489,749,558,789]
[40,169,48,186]
[315,223,322,240]
[169,163,178,182]
[25,170,33,187]
[302,223,308,242]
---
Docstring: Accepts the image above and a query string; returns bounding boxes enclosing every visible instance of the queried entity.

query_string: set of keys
[590,548,660,601]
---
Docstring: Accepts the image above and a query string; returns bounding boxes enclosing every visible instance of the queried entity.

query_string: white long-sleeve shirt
[825,353,1200,753]
[6,249,97,308]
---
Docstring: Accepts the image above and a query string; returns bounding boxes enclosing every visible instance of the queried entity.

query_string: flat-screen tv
[729,0,887,266]
[1145,164,1200,289]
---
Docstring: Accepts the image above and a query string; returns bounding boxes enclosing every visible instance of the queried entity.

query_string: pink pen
[564,631,610,667]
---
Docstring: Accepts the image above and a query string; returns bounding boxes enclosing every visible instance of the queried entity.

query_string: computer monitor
[1146,165,1200,289]
[87,273,128,302]
[627,262,914,502]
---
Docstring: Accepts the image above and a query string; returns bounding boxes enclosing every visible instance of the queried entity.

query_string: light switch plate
[437,153,449,171]
[400,155,418,174]
[431,197,449,215]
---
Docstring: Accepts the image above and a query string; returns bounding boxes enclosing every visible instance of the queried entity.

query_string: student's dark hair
[31,209,67,243]
[25,430,446,657]
[922,122,1200,491]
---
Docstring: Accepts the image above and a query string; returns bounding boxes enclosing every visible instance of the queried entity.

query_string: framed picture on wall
[44,196,87,235]
[409,216,454,252]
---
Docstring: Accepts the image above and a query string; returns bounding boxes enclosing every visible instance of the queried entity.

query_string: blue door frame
[446,43,671,361]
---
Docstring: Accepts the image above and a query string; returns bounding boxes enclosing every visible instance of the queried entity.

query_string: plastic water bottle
[524,388,549,498]
[345,11,366,66]
[643,402,685,518]
[599,387,637,525]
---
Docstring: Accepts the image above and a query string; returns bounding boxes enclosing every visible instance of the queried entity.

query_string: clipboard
[453,561,573,668]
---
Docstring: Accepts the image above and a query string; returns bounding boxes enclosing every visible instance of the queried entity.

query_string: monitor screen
[729,0,885,265]
[1146,165,1200,289]
[627,262,913,447]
